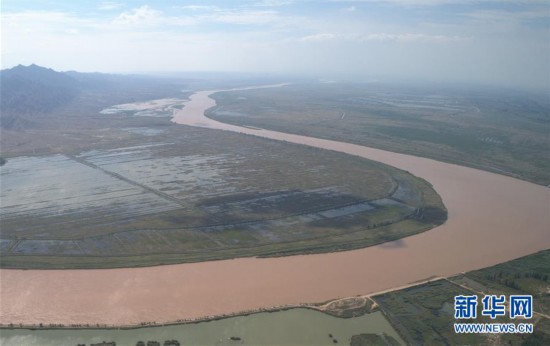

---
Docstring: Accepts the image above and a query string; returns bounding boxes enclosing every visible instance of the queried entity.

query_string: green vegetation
[209,82,550,185]
[374,280,483,345]
[350,333,401,346]
[371,250,550,345]
[452,250,550,316]
[318,297,377,319]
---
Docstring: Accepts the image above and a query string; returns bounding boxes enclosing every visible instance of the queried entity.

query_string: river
[0,85,548,327]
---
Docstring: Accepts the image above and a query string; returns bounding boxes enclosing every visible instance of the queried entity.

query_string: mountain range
[0,64,187,130]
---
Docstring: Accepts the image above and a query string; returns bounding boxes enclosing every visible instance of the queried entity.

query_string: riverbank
[0,303,311,331]
[0,274,444,331]
[0,307,406,346]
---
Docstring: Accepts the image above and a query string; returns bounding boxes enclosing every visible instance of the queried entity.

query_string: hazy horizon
[2,0,549,92]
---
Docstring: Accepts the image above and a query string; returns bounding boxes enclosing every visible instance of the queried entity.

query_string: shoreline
[0,275,445,331]
[0,304,311,331]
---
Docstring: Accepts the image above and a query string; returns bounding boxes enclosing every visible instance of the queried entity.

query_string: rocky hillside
[1,64,80,115]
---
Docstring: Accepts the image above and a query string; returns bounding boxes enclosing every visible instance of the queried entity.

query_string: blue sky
[1,0,549,90]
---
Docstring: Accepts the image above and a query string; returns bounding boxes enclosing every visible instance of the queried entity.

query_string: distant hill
[0,64,188,130]
[1,64,80,116]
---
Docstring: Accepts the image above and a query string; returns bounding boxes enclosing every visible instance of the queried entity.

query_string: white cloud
[99,2,123,11]
[111,6,200,27]
[343,6,357,12]
[2,11,79,25]
[1,11,95,34]
[111,6,288,27]
[357,33,469,42]
[466,8,550,23]
[254,0,294,6]
[300,33,336,42]
[114,6,162,25]
[205,10,281,25]
[298,32,469,43]
[179,5,220,11]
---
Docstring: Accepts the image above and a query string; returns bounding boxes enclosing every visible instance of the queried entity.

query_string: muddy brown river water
[1,86,549,326]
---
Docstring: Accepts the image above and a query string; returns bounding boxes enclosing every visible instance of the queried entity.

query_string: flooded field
[100,98,187,117]
[0,153,181,239]
[0,85,548,327]
[1,111,439,266]
[0,308,404,346]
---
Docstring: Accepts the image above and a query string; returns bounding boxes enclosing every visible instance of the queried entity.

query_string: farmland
[1,85,445,268]
[208,82,550,185]
[372,250,550,345]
